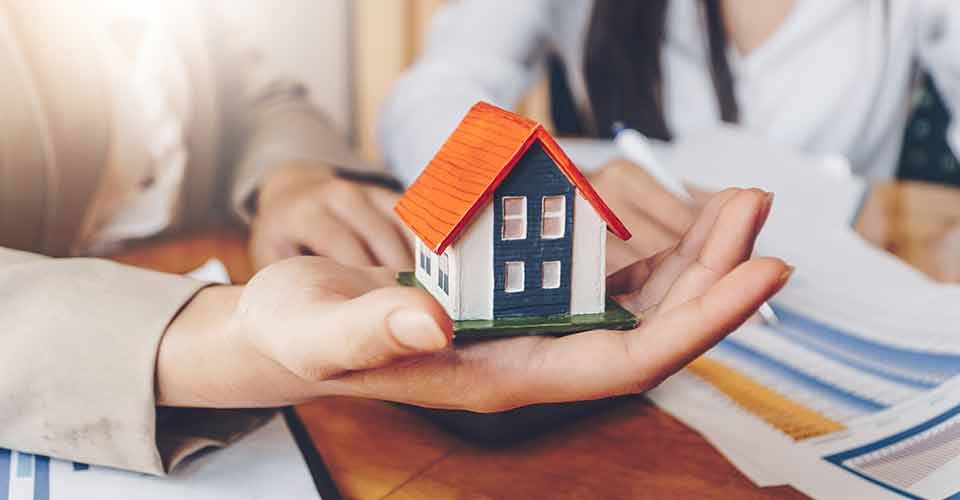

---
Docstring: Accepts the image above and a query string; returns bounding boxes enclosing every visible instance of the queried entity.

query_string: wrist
[256,162,335,214]
[156,285,243,407]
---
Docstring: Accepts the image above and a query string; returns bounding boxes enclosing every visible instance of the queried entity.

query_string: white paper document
[641,129,960,498]
[187,258,232,284]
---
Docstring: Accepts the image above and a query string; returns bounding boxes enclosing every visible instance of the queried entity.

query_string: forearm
[378,0,550,184]
[0,250,209,473]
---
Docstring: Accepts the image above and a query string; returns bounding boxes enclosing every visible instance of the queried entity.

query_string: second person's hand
[589,159,699,270]
[249,163,414,270]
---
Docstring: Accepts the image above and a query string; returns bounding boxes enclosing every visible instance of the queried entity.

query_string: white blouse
[380,0,960,183]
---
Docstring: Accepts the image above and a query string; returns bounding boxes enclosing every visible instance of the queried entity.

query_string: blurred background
[234,0,958,185]
[231,0,553,163]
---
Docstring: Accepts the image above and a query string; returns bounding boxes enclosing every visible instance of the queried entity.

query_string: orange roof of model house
[395,101,632,254]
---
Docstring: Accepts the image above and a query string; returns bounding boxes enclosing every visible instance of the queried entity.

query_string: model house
[395,102,632,327]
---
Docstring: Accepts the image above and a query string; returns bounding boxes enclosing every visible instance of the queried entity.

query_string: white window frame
[504,261,525,293]
[438,253,449,294]
[501,196,527,240]
[542,261,561,289]
[541,195,566,239]
[420,245,432,275]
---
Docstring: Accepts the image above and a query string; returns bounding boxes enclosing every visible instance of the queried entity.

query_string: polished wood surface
[855,181,960,282]
[113,181,960,499]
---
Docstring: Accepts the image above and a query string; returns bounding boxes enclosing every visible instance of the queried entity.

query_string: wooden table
[113,181,960,500]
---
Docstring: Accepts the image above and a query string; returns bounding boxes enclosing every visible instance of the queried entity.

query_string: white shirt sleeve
[915,0,960,161]
[378,0,557,185]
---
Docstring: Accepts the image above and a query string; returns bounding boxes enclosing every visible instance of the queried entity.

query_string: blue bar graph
[0,449,11,500]
[16,453,33,478]
[0,450,62,500]
[33,456,49,500]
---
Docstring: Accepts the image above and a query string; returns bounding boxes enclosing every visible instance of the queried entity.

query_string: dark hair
[584,0,739,140]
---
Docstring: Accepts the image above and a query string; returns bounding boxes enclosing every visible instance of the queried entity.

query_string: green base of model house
[396,272,639,340]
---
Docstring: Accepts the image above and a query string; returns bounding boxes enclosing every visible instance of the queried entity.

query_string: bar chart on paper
[650,297,960,498]
[0,449,68,500]
[0,416,321,500]
[825,405,960,500]
[683,303,960,441]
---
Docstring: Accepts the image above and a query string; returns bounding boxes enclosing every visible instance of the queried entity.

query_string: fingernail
[387,309,449,351]
[755,192,774,234]
[778,265,795,284]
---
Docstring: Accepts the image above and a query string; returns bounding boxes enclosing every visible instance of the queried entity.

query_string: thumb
[309,287,453,375]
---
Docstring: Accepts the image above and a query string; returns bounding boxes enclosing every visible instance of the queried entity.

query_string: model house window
[542,261,561,289]
[502,196,527,240]
[504,261,525,293]
[420,247,431,275]
[541,195,565,239]
[438,254,449,294]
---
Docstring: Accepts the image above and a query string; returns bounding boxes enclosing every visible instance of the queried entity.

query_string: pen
[612,125,781,325]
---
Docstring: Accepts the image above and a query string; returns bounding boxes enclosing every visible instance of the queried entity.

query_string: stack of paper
[637,128,960,498]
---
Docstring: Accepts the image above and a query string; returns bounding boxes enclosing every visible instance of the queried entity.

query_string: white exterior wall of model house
[416,190,607,321]
[455,205,494,320]
[414,204,493,321]
[415,238,458,319]
[570,191,606,315]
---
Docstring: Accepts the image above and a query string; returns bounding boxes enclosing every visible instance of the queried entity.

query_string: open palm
[168,188,788,410]
[306,187,789,411]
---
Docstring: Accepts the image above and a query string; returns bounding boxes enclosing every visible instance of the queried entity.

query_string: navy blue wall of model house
[492,141,574,318]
